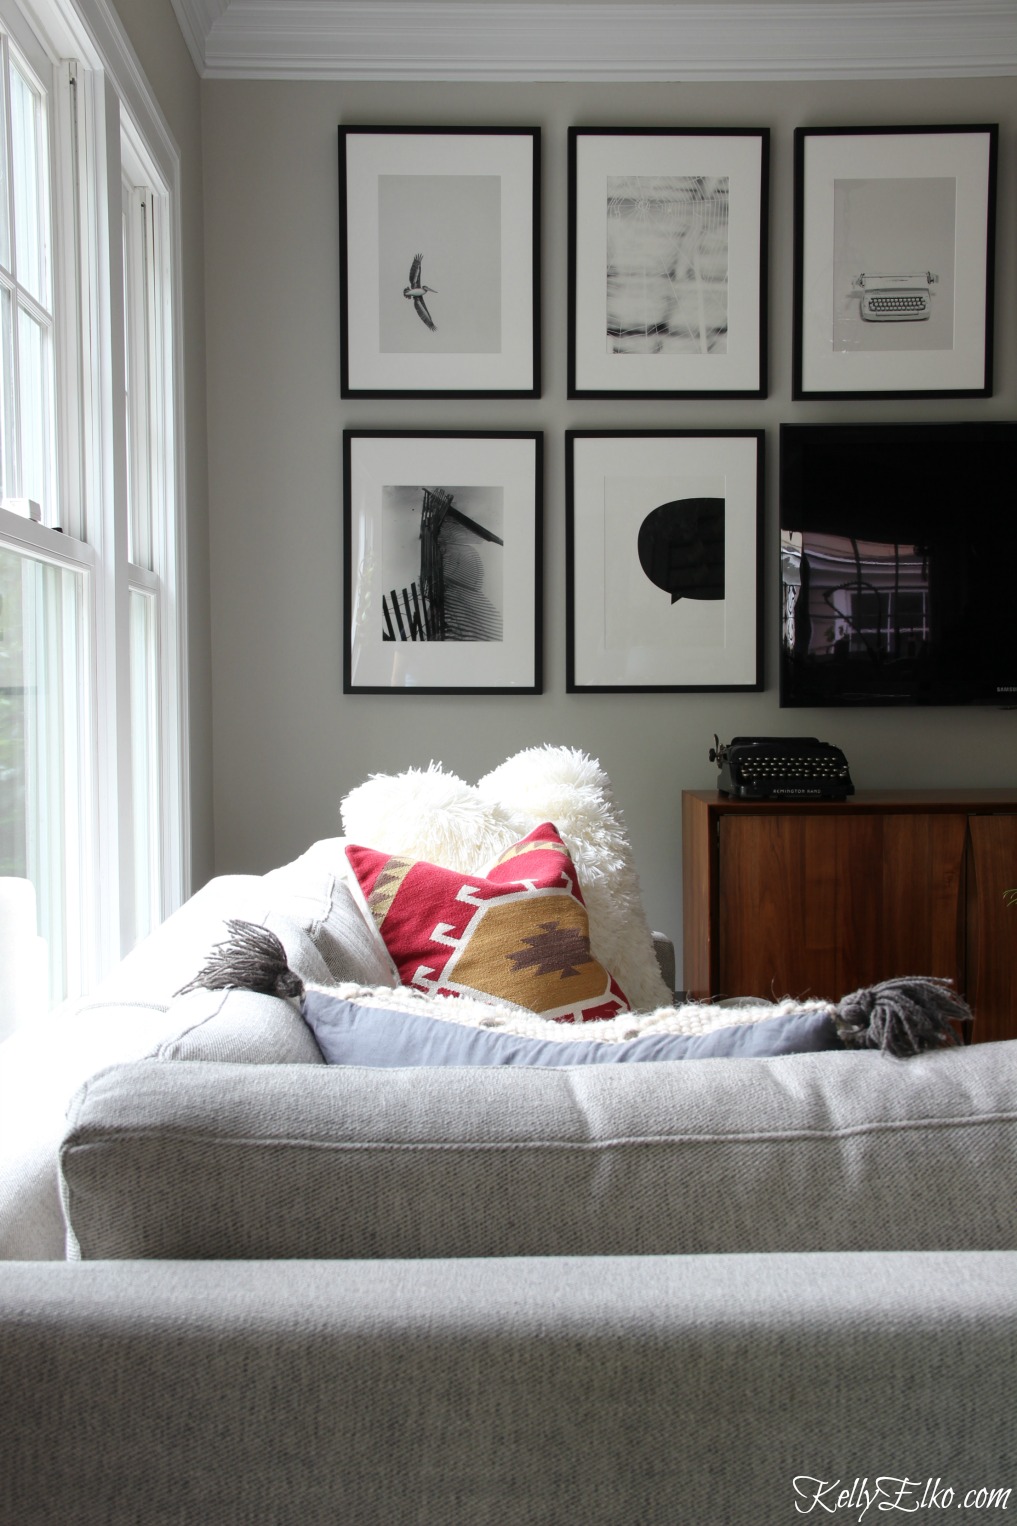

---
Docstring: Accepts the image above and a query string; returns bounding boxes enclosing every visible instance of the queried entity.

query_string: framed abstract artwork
[343,430,543,694]
[567,127,769,398]
[793,124,998,399]
[338,126,540,398]
[566,430,763,693]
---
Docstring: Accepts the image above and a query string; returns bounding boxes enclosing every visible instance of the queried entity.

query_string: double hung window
[0,0,185,1016]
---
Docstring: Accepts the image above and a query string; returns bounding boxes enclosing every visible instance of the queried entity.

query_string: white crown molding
[167,0,1017,82]
[168,0,229,77]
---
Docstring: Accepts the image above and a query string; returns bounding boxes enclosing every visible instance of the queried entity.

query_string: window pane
[0,286,14,498]
[17,300,48,507]
[0,57,10,272]
[122,187,153,570]
[9,57,47,308]
[129,584,160,943]
[0,541,88,1006]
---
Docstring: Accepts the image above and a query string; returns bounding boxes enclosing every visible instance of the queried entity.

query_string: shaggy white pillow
[339,746,672,1014]
[340,762,517,872]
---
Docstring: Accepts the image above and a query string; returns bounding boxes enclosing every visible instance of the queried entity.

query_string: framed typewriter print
[566,430,763,693]
[567,128,769,399]
[338,126,540,399]
[793,125,998,399]
[343,430,543,694]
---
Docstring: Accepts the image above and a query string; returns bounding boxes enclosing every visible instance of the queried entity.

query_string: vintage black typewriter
[709,736,855,801]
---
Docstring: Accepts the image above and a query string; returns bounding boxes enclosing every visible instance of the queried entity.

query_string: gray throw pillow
[300,991,842,1067]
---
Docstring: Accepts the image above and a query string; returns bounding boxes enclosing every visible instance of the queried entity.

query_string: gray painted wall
[110,0,215,892]
[200,75,1017,961]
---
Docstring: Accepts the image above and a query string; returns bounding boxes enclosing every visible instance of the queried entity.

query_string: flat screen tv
[779,421,1017,708]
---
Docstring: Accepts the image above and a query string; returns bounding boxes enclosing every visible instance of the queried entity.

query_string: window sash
[0,510,94,1003]
[0,0,187,1011]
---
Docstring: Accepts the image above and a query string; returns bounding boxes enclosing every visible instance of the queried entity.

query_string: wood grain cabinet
[682,790,1017,1044]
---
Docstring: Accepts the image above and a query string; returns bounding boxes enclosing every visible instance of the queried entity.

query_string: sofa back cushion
[59,1043,1017,1260]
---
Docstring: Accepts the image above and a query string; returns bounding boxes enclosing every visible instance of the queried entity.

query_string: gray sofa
[2,800,1016,1523]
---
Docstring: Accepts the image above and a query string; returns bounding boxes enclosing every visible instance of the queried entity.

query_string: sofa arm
[1,1252,1014,1525]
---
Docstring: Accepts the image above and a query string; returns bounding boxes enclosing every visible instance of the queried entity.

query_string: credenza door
[716,811,968,1004]
[965,813,1017,1045]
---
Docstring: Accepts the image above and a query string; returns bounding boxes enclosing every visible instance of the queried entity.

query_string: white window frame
[0,0,187,997]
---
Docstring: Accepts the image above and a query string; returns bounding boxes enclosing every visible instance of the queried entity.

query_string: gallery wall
[201,73,1017,962]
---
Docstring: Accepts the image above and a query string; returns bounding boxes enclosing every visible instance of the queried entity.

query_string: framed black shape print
[566,430,763,693]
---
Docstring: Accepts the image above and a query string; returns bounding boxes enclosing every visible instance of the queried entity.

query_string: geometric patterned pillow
[345,822,631,1023]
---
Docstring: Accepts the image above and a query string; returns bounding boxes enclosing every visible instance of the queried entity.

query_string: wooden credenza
[682,789,1017,1044]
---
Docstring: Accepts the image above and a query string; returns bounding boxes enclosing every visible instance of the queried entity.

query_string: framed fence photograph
[338,126,540,398]
[568,127,769,399]
[344,431,543,694]
[793,124,998,399]
[566,430,763,693]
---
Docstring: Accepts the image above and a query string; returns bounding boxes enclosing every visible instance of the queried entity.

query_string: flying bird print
[403,253,438,332]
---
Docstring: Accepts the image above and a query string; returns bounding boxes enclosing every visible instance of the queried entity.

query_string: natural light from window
[0,0,185,1030]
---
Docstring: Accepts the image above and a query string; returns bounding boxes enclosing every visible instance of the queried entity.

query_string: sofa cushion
[156,987,324,1064]
[346,823,631,1023]
[300,990,841,1065]
[340,746,671,1012]
[59,1042,1017,1261]
[260,852,398,988]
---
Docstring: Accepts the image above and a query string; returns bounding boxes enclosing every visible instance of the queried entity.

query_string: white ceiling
[167,0,1017,81]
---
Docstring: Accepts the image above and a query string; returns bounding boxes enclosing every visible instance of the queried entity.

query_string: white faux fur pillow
[339,746,672,1014]
[340,762,517,871]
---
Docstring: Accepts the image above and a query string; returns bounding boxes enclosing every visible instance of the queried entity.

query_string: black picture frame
[793,124,998,400]
[343,430,543,694]
[338,126,541,399]
[567,127,769,399]
[566,429,764,693]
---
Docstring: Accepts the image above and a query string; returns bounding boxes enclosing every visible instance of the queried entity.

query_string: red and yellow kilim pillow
[345,822,630,1023]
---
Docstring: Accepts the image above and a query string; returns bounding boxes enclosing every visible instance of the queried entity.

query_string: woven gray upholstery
[60,1043,1017,1261]
[1,1253,1015,1525]
[155,987,324,1064]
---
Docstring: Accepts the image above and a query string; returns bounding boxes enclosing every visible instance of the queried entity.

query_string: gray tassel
[832,976,969,1058]
[177,919,306,1005]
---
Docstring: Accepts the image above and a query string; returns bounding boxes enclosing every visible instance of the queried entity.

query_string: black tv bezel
[779,419,1017,710]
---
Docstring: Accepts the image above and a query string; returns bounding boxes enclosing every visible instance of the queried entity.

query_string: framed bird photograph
[568,128,769,399]
[565,430,763,692]
[338,126,541,398]
[343,430,543,693]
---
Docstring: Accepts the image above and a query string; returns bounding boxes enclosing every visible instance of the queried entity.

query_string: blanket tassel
[176,919,306,1005]
[831,976,968,1058]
